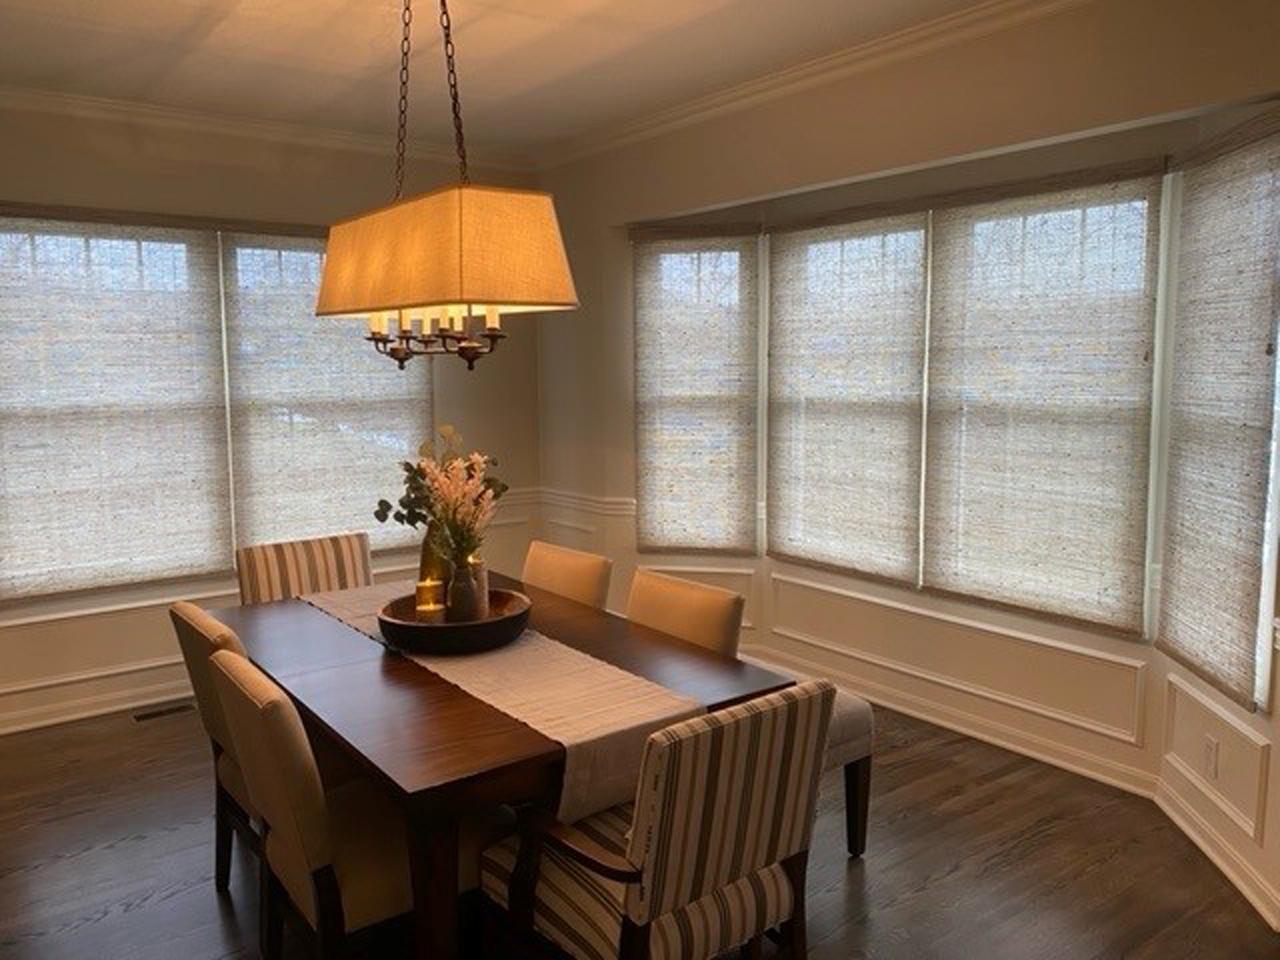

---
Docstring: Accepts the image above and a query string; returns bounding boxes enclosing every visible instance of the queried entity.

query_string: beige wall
[0,99,545,730]
[532,0,1280,929]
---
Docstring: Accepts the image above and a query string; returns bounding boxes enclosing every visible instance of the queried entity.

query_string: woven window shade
[1157,134,1280,708]
[924,178,1161,629]
[768,215,928,580]
[222,234,431,551]
[634,237,759,552]
[0,218,231,598]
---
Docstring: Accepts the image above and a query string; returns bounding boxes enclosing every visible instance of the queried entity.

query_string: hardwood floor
[1,703,1275,959]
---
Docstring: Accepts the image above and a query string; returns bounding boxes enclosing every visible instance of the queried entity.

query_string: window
[222,234,429,550]
[0,220,230,597]
[634,147,1280,703]
[1157,133,1280,708]
[0,218,432,601]
[634,237,759,552]
[769,215,928,581]
[925,179,1161,629]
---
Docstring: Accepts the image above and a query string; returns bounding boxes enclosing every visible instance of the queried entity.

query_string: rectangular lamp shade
[315,183,578,317]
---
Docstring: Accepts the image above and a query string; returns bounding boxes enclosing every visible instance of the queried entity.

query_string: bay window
[634,129,1280,708]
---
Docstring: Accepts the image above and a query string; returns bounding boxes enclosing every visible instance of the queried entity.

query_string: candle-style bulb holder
[366,325,506,370]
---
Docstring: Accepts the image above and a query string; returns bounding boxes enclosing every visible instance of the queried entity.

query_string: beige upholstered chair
[208,649,508,959]
[625,569,745,656]
[235,532,373,605]
[481,680,834,960]
[741,654,876,858]
[521,540,613,608]
[169,601,259,892]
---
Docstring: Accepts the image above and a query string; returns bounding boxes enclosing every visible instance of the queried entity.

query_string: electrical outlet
[1203,734,1220,781]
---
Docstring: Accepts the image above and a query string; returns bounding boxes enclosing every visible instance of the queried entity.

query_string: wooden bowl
[377,589,531,655]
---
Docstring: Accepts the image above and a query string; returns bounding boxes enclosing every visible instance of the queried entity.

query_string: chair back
[624,680,834,924]
[626,569,745,656]
[235,532,373,604]
[521,540,613,608]
[209,649,331,912]
[169,601,247,751]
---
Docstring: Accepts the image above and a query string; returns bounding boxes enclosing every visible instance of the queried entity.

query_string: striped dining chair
[235,532,373,605]
[169,601,260,892]
[480,680,835,960]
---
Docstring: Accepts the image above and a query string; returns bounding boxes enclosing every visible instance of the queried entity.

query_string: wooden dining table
[208,570,792,960]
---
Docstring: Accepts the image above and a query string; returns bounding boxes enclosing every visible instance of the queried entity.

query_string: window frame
[0,202,431,611]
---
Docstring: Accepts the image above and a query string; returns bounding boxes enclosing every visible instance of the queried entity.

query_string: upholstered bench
[744,655,875,857]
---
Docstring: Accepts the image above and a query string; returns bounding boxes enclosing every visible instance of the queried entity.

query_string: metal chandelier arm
[366,324,505,371]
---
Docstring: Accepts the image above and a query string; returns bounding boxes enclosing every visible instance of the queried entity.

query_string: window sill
[0,548,420,629]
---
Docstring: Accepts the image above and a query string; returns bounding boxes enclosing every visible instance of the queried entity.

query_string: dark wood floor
[1,703,1276,960]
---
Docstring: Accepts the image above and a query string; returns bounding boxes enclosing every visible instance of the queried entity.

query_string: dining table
[208,569,793,960]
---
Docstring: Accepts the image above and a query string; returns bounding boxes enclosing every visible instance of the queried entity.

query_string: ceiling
[0,0,988,158]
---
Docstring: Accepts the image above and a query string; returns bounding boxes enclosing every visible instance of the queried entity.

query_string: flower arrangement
[376,425,508,619]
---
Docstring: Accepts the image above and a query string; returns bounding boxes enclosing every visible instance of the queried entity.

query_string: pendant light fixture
[315,0,578,369]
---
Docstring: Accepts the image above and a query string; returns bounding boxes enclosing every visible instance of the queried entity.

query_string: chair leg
[779,851,808,959]
[619,917,650,960]
[259,864,284,960]
[844,756,871,858]
[313,865,347,960]
[214,785,233,892]
[481,902,504,960]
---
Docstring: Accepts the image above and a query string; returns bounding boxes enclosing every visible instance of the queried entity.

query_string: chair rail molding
[538,487,636,517]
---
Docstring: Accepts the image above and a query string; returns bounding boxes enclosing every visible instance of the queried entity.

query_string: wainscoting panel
[0,507,540,737]
[0,657,191,737]
[770,573,1147,747]
[1163,674,1271,842]
[544,515,599,550]
[743,640,1160,798]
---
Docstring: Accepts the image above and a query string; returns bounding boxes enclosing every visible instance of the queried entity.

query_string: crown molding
[0,85,533,172]
[540,0,1094,169]
[0,0,1091,175]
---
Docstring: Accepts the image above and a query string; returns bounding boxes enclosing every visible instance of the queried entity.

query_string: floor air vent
[132,702,194,723]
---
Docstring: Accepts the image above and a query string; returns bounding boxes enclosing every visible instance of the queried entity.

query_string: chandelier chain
[393,0,413,199]
[438,0,469,184]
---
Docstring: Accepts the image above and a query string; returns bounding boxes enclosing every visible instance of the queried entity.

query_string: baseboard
[0,658,190,737]
[1155,781,1280,930]
[741,642,1159,798]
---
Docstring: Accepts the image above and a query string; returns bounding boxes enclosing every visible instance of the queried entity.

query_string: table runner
[302,581,702,822]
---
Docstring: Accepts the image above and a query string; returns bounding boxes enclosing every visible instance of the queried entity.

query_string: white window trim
[214,231,240,552]
[915,209,935,590]
[1142,172,1180,640]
